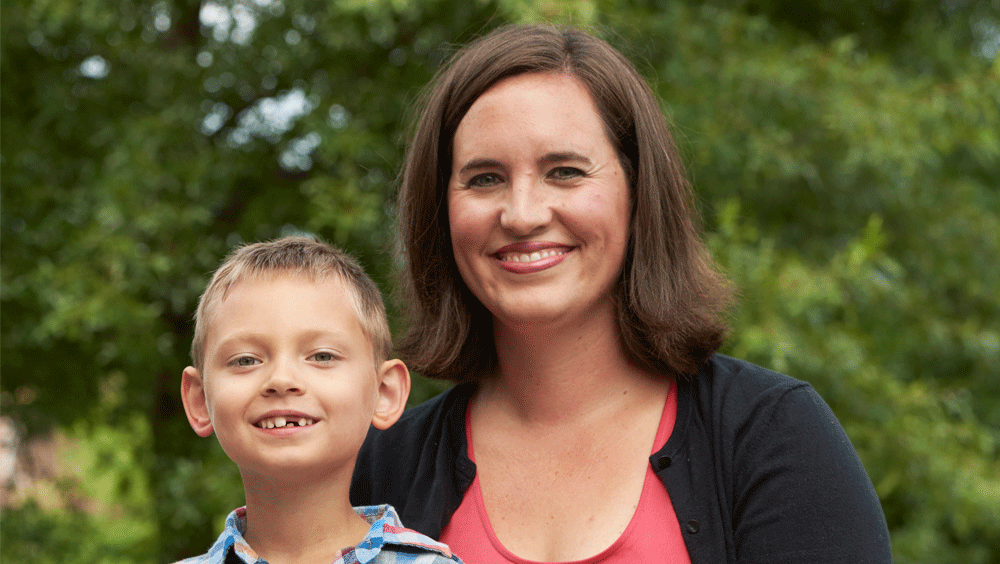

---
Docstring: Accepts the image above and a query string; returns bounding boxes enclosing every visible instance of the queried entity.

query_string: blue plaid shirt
[174,504,463,564]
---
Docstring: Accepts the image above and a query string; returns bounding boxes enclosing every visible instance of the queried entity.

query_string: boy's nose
[260,365,305,396]
[263,381,302,395]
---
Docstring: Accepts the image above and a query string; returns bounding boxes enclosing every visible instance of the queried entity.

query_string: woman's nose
[499,178,552,235]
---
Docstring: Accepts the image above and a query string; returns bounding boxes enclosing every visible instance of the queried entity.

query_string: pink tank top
[440,380,691,564]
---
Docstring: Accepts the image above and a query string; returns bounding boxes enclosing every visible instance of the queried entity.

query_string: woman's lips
[492,243,572,273]
[496,248,568,263]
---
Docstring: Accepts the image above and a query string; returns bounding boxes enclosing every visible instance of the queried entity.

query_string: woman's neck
[239,471,371,564]
[487,303,662,424]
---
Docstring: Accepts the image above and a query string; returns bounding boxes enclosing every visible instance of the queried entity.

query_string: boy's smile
[254,412,318,429]
[183,273,383,481]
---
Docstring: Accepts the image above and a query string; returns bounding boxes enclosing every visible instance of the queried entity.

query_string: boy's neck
[239,471,372,564]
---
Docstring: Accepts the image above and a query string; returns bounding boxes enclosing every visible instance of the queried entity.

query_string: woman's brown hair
[395,24,732,381]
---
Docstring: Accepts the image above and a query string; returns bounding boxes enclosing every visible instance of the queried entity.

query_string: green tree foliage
[2,0,997,562]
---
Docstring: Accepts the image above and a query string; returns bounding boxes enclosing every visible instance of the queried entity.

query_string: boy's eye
[230,356,260,367]
[549,166,584,181]
[310,352,338,362]
[466,172,503,189]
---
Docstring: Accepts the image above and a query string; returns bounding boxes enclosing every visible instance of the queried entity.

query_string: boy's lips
[253,410,319,429]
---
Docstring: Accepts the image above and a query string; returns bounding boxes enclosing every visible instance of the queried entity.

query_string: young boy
[177,236,463,564]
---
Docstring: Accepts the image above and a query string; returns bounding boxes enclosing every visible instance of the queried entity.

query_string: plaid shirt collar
[194,504,454,564]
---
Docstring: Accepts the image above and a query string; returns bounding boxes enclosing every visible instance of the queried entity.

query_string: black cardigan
[351,354,892,563]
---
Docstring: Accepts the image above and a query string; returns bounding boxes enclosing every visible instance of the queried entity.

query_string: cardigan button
[686,520,700,534]
[655,455,672,469]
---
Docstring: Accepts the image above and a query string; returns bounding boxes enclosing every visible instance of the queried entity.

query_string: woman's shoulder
[701,353,807,389]
[694,354,814,404]
[685,359,891,562]
[683,354,839,437]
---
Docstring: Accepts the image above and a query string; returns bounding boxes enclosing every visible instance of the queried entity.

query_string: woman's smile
[493,242,572,273]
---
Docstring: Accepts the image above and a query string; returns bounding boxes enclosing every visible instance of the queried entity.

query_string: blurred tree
[622,1,1000,422]
[685,0,1000,76]
[2,0,505,557]
[2,0,997,562]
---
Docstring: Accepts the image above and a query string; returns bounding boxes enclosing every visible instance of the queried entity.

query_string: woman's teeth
[499,249,566,262]
[256,416,315,429]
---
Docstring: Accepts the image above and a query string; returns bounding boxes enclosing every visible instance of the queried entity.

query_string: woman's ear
[181,367,215,437]
[371,359,410,430]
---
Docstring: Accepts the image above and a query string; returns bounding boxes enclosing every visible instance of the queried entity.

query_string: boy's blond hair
[190,236,391,371]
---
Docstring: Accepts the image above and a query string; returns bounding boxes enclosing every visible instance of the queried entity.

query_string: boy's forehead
[215,271,347,313]
[224,269,322,294]
[205,272,369,347]
[217,271,348,307]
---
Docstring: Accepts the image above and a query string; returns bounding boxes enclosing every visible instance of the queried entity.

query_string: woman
[352,24,891,563]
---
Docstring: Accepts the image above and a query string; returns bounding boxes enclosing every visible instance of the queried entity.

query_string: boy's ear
[181,367,215,437]
[371,359,410,430]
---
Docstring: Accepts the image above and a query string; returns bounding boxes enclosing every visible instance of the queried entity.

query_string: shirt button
[686,520,700,534]
[655,455,672,469]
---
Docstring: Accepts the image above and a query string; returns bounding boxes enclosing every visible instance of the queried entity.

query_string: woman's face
[447,71,631,330]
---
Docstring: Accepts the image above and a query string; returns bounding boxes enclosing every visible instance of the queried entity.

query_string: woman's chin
[490,298,613,334]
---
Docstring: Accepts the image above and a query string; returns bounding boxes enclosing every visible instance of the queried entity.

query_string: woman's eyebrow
[539,151,591,166]
[458,152,592,174]
[457,158,503,175]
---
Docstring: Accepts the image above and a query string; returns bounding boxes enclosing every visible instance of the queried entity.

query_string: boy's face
[180,273,406,481]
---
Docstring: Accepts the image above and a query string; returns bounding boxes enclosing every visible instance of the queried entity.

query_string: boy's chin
[235,454,360,485]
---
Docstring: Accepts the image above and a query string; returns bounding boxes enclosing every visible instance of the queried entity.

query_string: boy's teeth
[257,416,315,428]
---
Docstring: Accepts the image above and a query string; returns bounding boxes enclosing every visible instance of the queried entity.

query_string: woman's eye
[466,172,503,189]
[310,352,337,363]
[549,167,584,181]
[230,356,260,367]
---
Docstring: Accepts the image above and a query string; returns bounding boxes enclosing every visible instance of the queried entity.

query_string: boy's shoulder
[172,505,463,564]
[169,507,252,564]
[351,504,464,563]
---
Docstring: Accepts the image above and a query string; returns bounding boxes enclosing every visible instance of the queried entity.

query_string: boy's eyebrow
[294,328,354,344]
[212,328,354,350]
[208,332,266,356]
[214,331,265,345]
